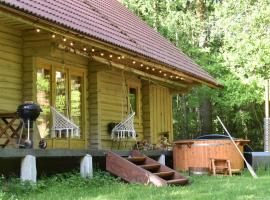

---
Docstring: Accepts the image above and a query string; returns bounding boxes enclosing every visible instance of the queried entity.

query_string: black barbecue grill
[17,103,42,128]
[17,102,42,148]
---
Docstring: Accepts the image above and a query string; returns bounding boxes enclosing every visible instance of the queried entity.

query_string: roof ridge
[82,0,146,53]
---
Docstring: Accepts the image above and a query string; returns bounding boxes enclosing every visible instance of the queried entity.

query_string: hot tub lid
[196,134,232,140]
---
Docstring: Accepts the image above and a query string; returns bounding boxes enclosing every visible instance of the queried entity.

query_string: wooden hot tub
[173,138,249,171]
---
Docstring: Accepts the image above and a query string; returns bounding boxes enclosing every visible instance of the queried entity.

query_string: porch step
[154,171,175,178]
[126,156,146,163]
[139,163,160,171]
[106,150,188,186]
[167,178,188,185]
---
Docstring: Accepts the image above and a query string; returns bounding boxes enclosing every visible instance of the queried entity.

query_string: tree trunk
[199,96,212,135]
[153,0,159,30]
[195,0,206,21]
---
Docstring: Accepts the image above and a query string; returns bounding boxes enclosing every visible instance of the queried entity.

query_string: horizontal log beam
[92,56,187,89]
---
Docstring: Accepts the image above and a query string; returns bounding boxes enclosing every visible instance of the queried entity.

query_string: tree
[120,0,266,150]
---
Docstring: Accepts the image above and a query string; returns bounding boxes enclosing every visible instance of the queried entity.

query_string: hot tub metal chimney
[264,79,270,152]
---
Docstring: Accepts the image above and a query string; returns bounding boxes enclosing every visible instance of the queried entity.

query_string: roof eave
[0,4,222,89]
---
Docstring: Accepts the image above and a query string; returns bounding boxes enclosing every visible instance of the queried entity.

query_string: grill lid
[17,102,42,121]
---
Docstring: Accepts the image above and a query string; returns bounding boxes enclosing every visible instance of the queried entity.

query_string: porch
[0,149,172,182]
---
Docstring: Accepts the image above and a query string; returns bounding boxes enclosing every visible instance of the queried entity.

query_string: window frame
[127,83,140,122]
[36,58,86,140]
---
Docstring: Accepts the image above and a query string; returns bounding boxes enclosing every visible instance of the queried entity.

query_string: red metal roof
[0,0,219,86]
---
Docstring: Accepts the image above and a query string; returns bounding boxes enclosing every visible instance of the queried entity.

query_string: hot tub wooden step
[154,171,174,178]
[126,156,146,163]
[167,178,188,185]
[139,163,160,170]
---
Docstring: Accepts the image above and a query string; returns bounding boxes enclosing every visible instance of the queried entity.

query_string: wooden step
[139,163,160,170]
[167,178,188,185]
[215,166,229,169]
[154,171,174,178]
[126,156,146,163]
[106,151,188,186]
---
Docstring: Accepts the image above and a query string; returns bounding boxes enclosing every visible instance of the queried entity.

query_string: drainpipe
[264,79,270,152]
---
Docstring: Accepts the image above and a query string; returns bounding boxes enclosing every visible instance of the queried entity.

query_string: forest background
[120,0,270,150]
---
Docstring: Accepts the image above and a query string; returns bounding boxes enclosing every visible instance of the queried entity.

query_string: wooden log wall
[0,24,23,112]
[88,64,102,150]
[0,22,173,150]
[22,32,51,102]
[98,68,143,150]
[142,81,173,145]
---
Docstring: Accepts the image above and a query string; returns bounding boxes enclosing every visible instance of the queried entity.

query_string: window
[36,62,85,139]
[37,68,51,138]
[129,87,137,114]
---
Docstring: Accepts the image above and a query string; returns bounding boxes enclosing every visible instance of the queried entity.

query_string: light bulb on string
[36,28,40,33]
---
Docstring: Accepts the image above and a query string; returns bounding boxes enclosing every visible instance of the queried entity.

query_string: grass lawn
[1,170,270,200]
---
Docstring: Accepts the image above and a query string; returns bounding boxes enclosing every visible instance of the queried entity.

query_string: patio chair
[50,107,80,138]
[111,112,136,140]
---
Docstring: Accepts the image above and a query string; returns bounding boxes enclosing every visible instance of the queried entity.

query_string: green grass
[1,170,270,200]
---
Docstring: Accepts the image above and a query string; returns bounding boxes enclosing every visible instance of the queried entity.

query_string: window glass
[36,68,50,138]
[71,75,82,134]
[129,88,137,113]
[55,71,67,115]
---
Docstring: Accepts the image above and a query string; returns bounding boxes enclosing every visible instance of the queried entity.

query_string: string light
[52,34,56,38]
[117,56,121,60]
[63,37,67,42]
[109,54,113,58]
[181,77,184,80]
[121,55,125,59]
[140,64,144,67]
[101,53,104,56]
[159,70,162,73]
[152,68,155,71]
[176,76,179,79]
[132,61,136,64]
[146,67,149,70]
[70,42,74,46]
[170,75,173,78]
[164,73,167,77]
[91,48,95,52]
[83,47,87,51]
[36,28,40,33]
